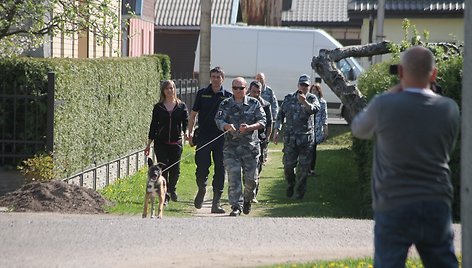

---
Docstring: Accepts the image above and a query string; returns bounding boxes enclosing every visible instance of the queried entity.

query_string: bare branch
[311,41,394,123]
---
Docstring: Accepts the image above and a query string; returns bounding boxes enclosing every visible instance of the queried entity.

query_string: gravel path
[0,212,462,268]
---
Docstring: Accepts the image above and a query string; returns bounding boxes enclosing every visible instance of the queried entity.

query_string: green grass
[266,255,463,267]
[100,124,363,218]
[99,148,200,217]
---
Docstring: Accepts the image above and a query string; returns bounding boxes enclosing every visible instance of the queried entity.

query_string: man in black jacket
[186,67,232,213]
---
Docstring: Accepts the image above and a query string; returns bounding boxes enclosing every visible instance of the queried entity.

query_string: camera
[315,77,322,83]
[389,64,399,75]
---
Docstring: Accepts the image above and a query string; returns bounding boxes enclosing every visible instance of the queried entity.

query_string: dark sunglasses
[232,86,246,90]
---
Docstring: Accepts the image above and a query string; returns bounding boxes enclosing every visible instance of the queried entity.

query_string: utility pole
[462,0,471,265]
[199,0,211,88]
[375,0,385,63]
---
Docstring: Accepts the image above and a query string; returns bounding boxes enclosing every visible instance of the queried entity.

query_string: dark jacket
[148,101,188,144]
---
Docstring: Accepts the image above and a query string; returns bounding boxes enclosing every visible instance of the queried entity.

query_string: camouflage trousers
[223,142,260,208]
[282,133,314,198]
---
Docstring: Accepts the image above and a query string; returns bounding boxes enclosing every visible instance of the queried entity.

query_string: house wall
[51,33,77,58]
[154,30,199,78]
[49,0,121,58]
[141,0,156,23]
[358,17,464,67]
[360,18,464,45]
[128,18,155,57]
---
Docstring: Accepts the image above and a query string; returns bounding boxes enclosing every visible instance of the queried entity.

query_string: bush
[18,152,56,183]
[1,55,171,178]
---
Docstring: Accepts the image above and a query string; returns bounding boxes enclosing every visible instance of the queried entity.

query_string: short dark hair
[210,66,225,78]
[250,80,262,89]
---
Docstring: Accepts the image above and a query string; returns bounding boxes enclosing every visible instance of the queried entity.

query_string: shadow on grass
[257,147,368,219]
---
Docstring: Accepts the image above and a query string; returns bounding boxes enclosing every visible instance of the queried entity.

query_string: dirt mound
[0,181,112,214]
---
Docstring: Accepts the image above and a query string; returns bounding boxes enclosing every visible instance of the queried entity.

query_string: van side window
[336,59,355,81]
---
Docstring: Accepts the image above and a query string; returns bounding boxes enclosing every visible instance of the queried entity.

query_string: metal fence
[174,78,199,109]
[62,147,154,190]
[0,73,54,166]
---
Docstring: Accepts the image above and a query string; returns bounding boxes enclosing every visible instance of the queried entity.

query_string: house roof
[155,0,238,28]
[282,0,350,23]
[348,0,465,15]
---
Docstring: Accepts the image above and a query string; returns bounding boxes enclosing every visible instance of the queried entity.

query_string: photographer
[273,74,320,199]
[351,46,460,267]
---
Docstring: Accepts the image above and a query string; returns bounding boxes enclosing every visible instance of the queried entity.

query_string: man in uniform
[187,67,232,214]
[256,73,278,121]
[248,80,272,202]
[215,77,266,216]
[273,74,320,199]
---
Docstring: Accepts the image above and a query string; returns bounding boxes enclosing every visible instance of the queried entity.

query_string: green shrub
[17,152,56,183]
[1,55,171,178]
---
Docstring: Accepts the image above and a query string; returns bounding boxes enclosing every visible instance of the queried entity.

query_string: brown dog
[142,158,167,219]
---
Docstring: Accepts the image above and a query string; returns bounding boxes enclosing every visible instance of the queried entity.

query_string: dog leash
[160,129,231,173]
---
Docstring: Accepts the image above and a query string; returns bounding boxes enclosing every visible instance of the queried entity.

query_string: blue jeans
[374,200,458,268]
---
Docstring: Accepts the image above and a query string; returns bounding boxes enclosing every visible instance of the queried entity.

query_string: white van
[194,24,364,117]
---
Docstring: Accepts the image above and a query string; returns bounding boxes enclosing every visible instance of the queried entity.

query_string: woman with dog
[145,80,188,205]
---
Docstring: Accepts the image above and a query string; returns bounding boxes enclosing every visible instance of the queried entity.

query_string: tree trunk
[199,0,211,88]
[240,0,282,26]
[265,0,282,26]
[244,0,266,25]
[311,41,393,123]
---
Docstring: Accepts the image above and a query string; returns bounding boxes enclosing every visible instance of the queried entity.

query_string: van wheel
[341,106,348,120]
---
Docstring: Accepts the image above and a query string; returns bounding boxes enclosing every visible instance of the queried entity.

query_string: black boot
[194,187,206,209]
[211,191,225,214]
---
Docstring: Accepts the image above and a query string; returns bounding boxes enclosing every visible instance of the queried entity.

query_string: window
[282,0,292,11]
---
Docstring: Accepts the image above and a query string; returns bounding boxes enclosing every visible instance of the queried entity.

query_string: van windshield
[336,58,364,81]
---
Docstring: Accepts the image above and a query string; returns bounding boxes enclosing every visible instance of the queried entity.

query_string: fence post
[47,72,55,153]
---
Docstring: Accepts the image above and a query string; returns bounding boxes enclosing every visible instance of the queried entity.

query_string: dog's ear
[147,158,154,167]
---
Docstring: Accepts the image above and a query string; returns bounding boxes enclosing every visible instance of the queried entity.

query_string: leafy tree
[0,0,123,56]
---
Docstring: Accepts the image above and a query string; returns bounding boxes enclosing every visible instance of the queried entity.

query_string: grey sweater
[351,89,460,212]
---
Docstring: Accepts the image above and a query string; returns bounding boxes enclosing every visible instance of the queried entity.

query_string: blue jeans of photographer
[374,200,458,268]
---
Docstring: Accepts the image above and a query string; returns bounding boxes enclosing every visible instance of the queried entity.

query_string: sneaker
[170,191,178,202]
[194,187,206,209]
[229,206,241,216]
[286,186,294,198]
[242,201,251,215]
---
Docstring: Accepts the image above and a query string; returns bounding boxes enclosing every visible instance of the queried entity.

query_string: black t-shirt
[192,85,232,139]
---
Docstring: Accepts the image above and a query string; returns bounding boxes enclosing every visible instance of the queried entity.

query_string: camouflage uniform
[261,84,278,120]
[256,97,272,174]
[215,96,266,209]
[274,91,320,198]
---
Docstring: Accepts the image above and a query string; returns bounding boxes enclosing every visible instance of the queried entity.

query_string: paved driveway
[0,212,462,268]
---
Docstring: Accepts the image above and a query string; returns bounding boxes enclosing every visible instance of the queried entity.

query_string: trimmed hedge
[1,55,171,179]
[354,54,462,220]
